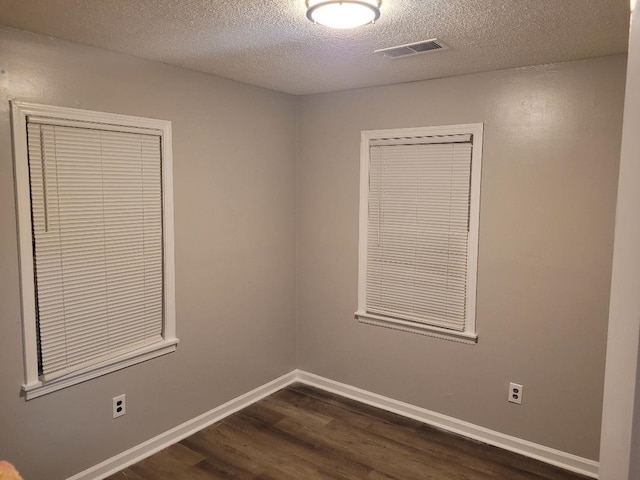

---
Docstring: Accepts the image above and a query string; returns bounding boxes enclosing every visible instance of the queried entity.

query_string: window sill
[355,311,477,344]
[22,338,179,400]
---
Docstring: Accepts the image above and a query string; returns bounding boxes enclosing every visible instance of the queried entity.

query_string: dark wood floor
[107,384,588,480]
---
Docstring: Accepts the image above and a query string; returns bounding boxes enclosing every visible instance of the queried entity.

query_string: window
[11,101,177,399]
[355,124,483,343]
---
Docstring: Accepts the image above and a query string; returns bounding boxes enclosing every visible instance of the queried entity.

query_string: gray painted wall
[0,27,297,480]
[296,55,626,460]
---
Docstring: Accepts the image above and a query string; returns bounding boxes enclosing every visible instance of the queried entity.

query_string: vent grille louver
[375,39,448,59]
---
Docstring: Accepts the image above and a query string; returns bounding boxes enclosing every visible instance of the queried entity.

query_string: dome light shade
[306,0,381,29]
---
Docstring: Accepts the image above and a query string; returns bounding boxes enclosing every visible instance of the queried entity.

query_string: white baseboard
[67,371,298,480]
[295,370,599,479]
[68,369,598,480]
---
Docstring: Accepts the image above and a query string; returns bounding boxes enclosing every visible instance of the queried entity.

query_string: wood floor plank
[230,409,375,479]
[106,384,589,480]
[265,393,510,479]
[183,430,265,478]
[274,415,470,480]
[272,388,506,477]
[193,457,256,480]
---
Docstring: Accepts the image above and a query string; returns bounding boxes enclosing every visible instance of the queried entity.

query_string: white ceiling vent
[375,39,449,59]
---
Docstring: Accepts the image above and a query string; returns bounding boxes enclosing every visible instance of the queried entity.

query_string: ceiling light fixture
[306,0,381,29]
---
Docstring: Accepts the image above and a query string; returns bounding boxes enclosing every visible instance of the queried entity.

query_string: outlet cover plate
[508,382,523,405]
[113,394,126,418]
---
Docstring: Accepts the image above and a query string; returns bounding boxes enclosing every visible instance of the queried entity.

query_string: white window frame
[11,101,178,399]
[355,123,483,344]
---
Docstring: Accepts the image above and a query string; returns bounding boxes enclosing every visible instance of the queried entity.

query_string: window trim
[11,101,178,399]
[355,123,483,344]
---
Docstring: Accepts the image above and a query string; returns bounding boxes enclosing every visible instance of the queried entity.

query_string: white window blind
[26,121,165,380]
[357,125,482,343]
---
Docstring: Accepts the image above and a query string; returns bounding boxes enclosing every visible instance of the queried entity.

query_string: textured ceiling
[0,0,630,95]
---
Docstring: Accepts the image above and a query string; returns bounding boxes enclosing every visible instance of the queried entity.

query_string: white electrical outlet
[508,382,523,404]
[113,394,126,418]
